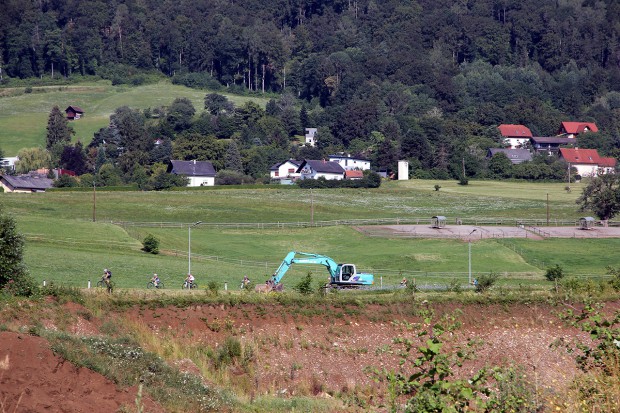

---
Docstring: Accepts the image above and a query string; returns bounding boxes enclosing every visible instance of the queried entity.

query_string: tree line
[2,0,620,182]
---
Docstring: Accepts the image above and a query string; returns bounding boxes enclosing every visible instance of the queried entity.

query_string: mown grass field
[0,81,269,156]
[1,180,616,291]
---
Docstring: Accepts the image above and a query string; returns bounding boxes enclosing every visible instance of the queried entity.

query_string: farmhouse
[559,148,616,177]
[0,174,53,193]
[486,148,532,164]
[296,159,345,180]
[269,159,302,180]
[328,153,371,170]
[530,136,575,154]
[498,124,532,149]
[168,159,216,186]
[65,105,85,120]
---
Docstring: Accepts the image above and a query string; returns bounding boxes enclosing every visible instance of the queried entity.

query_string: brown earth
[2,297,615,412]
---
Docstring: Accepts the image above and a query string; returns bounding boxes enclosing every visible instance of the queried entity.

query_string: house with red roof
[557,122,598,138]
[559,148,616,177]
[498,124,533,149]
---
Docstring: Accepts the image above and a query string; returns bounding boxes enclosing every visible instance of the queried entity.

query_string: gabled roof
[269,159,302,171]
[487,148,532,163]
[168,160,216,177]
[599,157,617,168]
[559,122,598,134]
[498,124,532,138]
[1,174,53,191]
[297,160,345,174]
[559,148,601,165]
[530,136,574,144]
[65,105,84,113]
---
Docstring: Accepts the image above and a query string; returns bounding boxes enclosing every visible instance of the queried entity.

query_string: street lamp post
[468,229,477,286]
[188,221,202,275]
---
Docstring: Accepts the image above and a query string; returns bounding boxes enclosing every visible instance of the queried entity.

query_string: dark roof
[297,160,345,174]
[1,174,53,191]
[487,148,532,163]
[498,124,532,138]
[65,105,84,113]
[269,159,301,171]
[168,160,216,177]
[530,136,574,144]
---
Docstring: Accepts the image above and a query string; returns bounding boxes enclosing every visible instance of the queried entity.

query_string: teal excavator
[270,251,374,289]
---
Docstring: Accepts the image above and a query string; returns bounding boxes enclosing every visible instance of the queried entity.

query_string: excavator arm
[271,251,339,285]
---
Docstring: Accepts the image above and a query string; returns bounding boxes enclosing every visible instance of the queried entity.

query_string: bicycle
[96,278,115,293]
[147,280,165,289]
[182,281,198,289]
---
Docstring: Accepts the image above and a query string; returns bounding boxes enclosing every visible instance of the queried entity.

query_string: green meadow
[0,81,269,156]
[1,181,615,291]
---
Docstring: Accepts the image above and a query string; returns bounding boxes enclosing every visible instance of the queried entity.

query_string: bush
[0,208,35,296]
[295,273,314,295]
[545,264,564,282]
[215,170,255,185]
[141,234,159,254]
[296,171,382,189]
[475,272,500,293]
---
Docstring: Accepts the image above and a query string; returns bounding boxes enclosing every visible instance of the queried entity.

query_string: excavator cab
[336,264,356,283]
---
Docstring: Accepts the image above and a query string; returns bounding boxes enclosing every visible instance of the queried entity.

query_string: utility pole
[92,180,96,222]
[468,229,477,286]
[546,193,549,226]
[310,189,314,225]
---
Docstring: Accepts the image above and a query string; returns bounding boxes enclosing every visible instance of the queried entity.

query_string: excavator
[268,251,374,290]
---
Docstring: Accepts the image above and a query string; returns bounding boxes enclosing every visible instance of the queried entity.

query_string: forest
[2,0,620,184]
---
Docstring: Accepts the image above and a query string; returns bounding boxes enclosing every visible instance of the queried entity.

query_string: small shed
[65,105,85,120]
[579,216,595,230]
[432,216,447,229]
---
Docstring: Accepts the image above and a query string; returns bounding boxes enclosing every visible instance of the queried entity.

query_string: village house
[557,121,598,138]
[304,128,317,147]
[65,105,85,120]
[530,136,575,155]
[269,159,302,181]
[486,148,533,164]
[296,159,345,180]
[328,153,371,170]
[0,173,53,193]
[167,160,216,186]
[559,148,616,177]
[498,124,532,149]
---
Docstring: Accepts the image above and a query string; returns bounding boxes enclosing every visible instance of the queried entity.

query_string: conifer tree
[225,140,243,173]
[46,105,73,149]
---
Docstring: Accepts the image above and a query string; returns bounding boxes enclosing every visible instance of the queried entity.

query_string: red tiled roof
[345,170,364,179]
[559,148,601,165]
[559,122,598,134]
[498,124,533,138]
[598,157,617,168]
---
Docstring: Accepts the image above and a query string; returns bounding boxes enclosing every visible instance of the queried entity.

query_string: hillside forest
[3,0,620,186]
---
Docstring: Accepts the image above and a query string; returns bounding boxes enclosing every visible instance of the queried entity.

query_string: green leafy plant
[475,272,500,293]
[295,272,314,295]
[141,234,159,254]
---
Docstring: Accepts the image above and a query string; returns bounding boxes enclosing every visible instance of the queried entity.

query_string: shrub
[207,281,219,296]
[0,208,35,296]
[545,264,564,282]
[215,170,255,185]
[141,234,159,254]
[295,273,314,295]
[434,184,441,191]
[475,272,500,293]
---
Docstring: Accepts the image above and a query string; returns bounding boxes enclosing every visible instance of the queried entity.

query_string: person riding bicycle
[150,273,160,288]
[241,275,250,289]
[103,268,112,286]
[184,273,195,288]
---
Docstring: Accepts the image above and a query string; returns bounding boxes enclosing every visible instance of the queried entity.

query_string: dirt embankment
[2,298,613,412]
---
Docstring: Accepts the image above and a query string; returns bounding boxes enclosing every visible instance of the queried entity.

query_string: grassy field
[2,181,615,291]
[0,81,269,156]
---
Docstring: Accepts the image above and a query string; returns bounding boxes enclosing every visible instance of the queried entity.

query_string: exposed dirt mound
[0,331,165,413]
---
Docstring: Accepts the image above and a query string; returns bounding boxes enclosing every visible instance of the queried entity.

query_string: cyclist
[150,273,160,288]
[102,268,112,292]
[184,273,195,288]
[241,275,250,289]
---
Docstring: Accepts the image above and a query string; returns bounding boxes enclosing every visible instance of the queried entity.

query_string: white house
[168,159,216,186]
[305,128,317,147]
[296,159,345,180]
[498,124,533,149]
[559,148,617,177]
[328,153,371,170]
[0,157,18,171]
[269,159,302,180]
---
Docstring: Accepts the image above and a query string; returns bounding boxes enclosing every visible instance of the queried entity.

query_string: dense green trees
[0,206,35,295]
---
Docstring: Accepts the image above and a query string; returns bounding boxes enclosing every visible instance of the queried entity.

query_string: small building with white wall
[328,154,370,171]
[270,159,302,180]
[168,159,216,186]
[305,128,317,147]
[296,159,345,180]
[398,160,409,180]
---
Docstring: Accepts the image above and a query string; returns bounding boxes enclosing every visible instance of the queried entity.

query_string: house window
[288,168,295,173]
[275,171,279,177]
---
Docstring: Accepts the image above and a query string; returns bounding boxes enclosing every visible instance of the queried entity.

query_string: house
[0,174,53,193]
[498,124,532,149]
[328,153,371,170]
[530,136,575,155]
[168,160,216,186]
[0,157,18,172]
[305,128,317,147]
[65,105,85,120]
[486,148,532,164]
[345,170,364,180]
[559,148,616,177]
[296,159,345,180]
[269,159,302,180]
[557,121,598,138]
